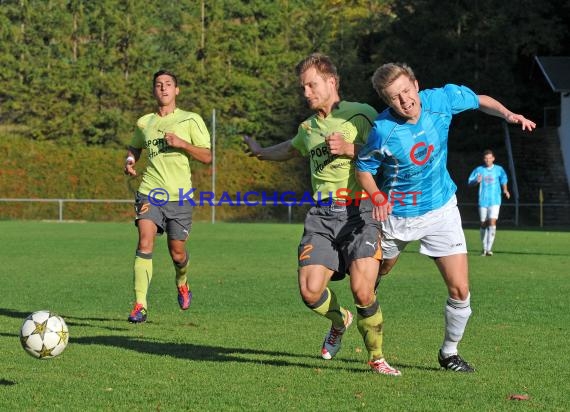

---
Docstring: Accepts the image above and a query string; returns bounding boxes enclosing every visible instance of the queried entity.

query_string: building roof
[535,56,570,92]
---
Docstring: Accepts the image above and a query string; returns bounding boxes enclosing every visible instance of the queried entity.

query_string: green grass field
[0,221,569,411]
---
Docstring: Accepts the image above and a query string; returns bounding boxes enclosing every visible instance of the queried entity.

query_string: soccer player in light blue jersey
[355,62,535,372]
[468,150,510,256]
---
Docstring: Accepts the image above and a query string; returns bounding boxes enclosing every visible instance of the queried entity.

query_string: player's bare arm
[164,132,212,164]
[243,135,299,161]
[477,95,537,131]
[124,146,142,176]
[355,170,392,221]
[325,132,359,158]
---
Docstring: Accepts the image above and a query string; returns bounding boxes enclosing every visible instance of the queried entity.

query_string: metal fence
[1,198,569,227]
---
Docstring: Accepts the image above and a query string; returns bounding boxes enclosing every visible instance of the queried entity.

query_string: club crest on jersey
[410,142,434,166]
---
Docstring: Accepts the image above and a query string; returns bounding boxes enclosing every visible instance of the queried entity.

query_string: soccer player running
[355,63,535,372]
[468,150,510,256]
[123,70,212,323]
[243,53,400,376]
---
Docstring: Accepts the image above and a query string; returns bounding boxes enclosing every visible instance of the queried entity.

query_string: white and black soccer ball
[20,310,69,359]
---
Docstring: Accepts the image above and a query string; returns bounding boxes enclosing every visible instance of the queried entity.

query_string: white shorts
[478,205,500,222]
[381,195,467,259]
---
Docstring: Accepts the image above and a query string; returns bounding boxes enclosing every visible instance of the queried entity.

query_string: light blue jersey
[356,84,479,217]
[468,164,508,207]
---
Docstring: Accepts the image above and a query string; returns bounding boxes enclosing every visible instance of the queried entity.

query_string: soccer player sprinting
[356,63,535,372]
[468,150,510,256]
[123,70,212,323]
[243,53,400,376]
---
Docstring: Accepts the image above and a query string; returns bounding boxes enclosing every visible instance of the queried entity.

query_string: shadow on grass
[0,308,420,374]
[0,379,16,386]
[0,308,129,332]
[72,334,371,372]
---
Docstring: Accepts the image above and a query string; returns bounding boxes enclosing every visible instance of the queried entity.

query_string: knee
[137,240,153,254]
[449,287,470,301]
[353,289,375,307]
[299,285,323,306]
[171,250,187,265]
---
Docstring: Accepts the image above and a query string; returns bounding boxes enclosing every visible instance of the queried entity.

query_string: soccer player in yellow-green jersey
[123,70,211,323]
[130,108,211,201]
[243,53,401,376]
[291,100,377,202]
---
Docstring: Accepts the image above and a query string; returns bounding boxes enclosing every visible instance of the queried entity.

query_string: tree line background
[1,0,569,221]
[2,0,569,146]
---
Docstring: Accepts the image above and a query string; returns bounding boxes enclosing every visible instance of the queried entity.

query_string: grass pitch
[0,221,568,411]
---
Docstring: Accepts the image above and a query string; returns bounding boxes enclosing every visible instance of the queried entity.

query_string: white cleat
[369,358,402,376]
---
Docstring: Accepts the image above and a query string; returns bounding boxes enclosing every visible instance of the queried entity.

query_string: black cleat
[438,350,475,372]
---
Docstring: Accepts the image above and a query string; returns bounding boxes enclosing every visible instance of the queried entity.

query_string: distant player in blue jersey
[468,150,510,256]
[355,62,535,372]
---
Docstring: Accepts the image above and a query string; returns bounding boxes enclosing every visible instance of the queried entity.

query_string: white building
[535,56,570,191]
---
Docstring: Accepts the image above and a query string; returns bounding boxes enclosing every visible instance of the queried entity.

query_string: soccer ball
[20,310,69,359]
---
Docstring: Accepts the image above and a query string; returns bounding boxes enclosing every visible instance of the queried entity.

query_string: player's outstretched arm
[243,135,299,161]
[477,95,536,131]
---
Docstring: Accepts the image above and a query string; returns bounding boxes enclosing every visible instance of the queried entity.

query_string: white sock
[441,293,472,357]
[480,227,487,251]
[487,226,496,252]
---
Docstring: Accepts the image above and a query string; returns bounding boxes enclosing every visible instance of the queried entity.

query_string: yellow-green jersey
[130,108,211,201]
[291,101,377,201]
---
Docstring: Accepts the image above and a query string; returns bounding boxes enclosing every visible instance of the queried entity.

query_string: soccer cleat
[438,350,475,372]
[486,251,493,256]
[177,284,192,310]
[321,310,353,360]
[368,358,402,376]
[480,250,487,256]
[128,303,147,323]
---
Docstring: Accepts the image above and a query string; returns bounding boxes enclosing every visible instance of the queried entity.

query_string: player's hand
[164,132,185,149]
[243,135,262,158]
[371,191,392,221]
[476,174,482,183]
[325,132,348,156]
[504,191,511,200]
[124,158,137,176]
[506,113,536,132]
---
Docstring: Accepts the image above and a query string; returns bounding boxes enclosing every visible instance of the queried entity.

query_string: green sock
[133,251,153,308]
[174,252,190,288]
[307,288,346,328]
[356,300,384,361]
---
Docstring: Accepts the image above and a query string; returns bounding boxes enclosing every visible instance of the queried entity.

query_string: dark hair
[153,70,178,86]
[295,53,340,91]
[483,149,494,156]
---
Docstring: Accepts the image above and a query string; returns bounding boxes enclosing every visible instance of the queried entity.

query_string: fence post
[211,109,216,224]
[539,189,544,228]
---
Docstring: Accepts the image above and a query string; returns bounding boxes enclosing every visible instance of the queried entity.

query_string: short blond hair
[371,63,415,104]
[295,53,340,91]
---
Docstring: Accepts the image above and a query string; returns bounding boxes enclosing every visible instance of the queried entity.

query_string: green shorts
[134,192,193,240]
[298,199,382,280]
